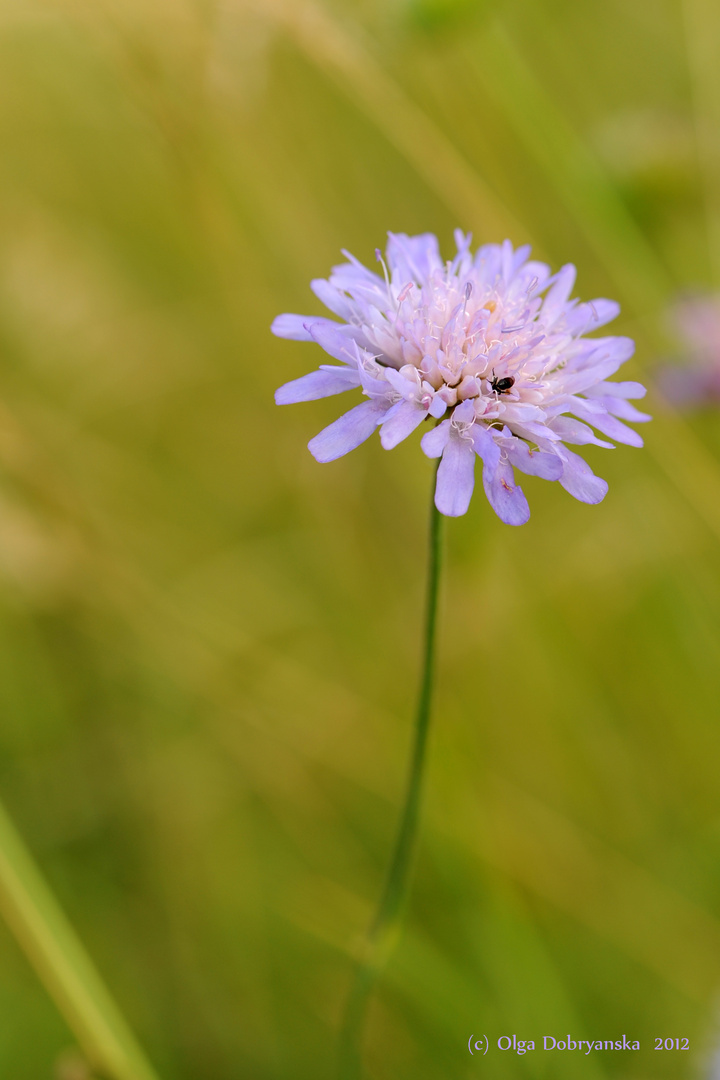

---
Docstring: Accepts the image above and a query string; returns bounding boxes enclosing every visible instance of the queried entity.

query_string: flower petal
[546,415,615,449]
[470,423,501,471]
[568,402,644,447]
[556,447,608,504]
[308,400,388,462]
[435,434,475,516]
[561,298,620,334]
[421,420,451,458]
[483,459,530,525]
[382,366,420,399]
[310,278,355,319]
[308,322,367,364]
[380,400,426,449]
[602,397,651,422]
[542,263,577,325]
[553,359,628,396]
[585,380,646,400]
[509,421,562,443]
[271,314,339,341]
[499,436,564,479]
[386,232,442,283]
[275,367,361,404]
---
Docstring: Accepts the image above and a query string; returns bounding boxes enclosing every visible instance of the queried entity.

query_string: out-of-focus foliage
[0,0,719,1077]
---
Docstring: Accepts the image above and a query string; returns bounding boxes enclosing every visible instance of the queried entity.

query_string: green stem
[0,796,161,1080]
[338,461,444,1079]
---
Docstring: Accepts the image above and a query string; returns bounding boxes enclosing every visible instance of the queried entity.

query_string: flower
[272,232,649,523]
[658,295,720,406]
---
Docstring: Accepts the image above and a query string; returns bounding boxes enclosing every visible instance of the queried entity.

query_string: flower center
[368,269,539,410]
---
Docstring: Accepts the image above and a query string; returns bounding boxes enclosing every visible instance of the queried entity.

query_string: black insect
[490,372,515,394]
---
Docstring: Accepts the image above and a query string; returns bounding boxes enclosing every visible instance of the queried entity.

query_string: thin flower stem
[0,796,160,1080]
[338,461,444,1079]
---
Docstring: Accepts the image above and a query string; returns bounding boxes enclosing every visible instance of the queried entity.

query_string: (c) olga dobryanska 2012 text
[468,1033,691,1056]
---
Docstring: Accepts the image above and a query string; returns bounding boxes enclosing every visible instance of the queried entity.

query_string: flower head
[273,231,649,523]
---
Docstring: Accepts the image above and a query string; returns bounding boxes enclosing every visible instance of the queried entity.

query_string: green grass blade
[0,797,160,1080]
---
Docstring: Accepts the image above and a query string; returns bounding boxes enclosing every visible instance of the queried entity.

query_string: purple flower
[658,296,720,406]
[273,232,649,523]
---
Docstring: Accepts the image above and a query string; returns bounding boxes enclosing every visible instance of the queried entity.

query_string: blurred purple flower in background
[273,232,649,523]
[658,296,720,406]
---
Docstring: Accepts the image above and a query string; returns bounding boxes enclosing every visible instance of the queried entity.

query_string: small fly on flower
[490,372,515,394]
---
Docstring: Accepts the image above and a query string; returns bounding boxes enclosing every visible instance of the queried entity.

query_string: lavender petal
[308,400,388,463]
[308,322,366,365]
[542,263,577,325]
[569,402,644,447]
[310,278,357,320]
[435,435,475,517]
[380,400,427,449]
[500,436,564,479]
[557,447,609,504]
[547,415,615,449]
[483,459,530,525]
[421,421,451,458]
[271,314,339,341]
[275,367,360,405]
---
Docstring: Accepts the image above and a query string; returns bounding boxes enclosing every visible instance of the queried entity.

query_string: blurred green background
[1,0,720,1077]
